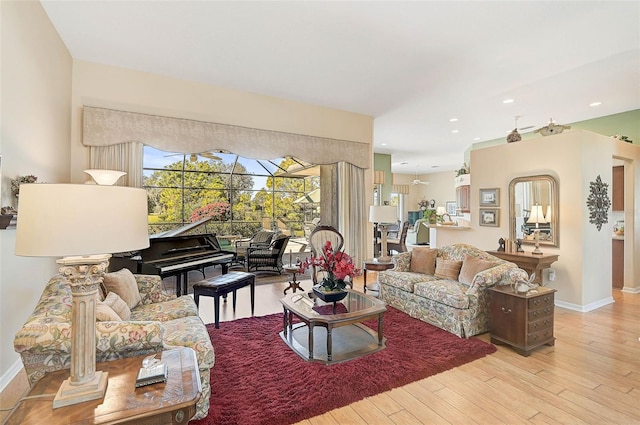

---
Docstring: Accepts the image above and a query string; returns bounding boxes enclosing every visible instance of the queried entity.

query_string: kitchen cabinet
[456,185,470,213]
[454,174,470,214]
[612,166,624,211]
[612,238,624,289]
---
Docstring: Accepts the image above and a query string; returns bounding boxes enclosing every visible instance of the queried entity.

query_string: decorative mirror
[509,175,559,247]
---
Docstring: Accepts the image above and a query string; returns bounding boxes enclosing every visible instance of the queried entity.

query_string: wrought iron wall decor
[586,175,610,231]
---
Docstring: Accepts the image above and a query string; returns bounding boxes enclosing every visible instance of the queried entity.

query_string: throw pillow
[459,255,496,285]
[102,268,141,309]
[96,300,122,322]
[410,247,437,275]
[103,291,131,320]
[434,258,463,280]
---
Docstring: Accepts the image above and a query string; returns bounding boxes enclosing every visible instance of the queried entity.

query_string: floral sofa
[379,243,527,338]
[14,271,214,420]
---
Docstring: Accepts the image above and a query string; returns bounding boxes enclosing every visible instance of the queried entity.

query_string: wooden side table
[362,259,394,293]
[487,250,558,285]
[5,347,201,425]
[283,264,304,294]
[489,285,556,356]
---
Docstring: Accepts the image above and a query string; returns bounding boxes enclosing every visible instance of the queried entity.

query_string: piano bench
[193,272,256,329]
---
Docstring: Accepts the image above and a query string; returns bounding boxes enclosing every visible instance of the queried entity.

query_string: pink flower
[298,241,361,290]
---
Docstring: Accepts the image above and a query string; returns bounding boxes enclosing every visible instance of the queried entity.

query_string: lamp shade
[84,169,126,185]
[545,205,552,222]
[15,184,149,257]
[527,204,547,225]
[369,205,397,224]
[436,206,446,215]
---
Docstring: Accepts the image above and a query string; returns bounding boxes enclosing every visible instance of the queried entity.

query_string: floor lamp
[527,204,547,255]
[15,182,149,408]
[369,205,398,262]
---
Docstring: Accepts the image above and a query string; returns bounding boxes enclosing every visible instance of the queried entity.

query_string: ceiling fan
[411,171,430,185]
[165,151,222,162]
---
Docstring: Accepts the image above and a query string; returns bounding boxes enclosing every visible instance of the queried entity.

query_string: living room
[2,1,639,424]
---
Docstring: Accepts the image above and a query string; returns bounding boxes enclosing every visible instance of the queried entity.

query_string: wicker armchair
[235,230,275,264]
[246,234,290,273]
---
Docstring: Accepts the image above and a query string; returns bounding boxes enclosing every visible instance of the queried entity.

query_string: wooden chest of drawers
[489,285,556,356]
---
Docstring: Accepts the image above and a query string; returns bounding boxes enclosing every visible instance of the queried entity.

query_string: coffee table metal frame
[279,289,387,364]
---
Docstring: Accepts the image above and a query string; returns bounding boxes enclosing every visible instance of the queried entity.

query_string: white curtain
[89,142,144,188]
[337,162,367,266]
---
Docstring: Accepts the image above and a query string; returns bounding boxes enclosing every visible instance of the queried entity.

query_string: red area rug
[192,307,496,425]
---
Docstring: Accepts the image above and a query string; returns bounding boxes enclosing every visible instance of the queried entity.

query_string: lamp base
[532,229,543,255]
[53,371,109,408]
[531,247,543,255]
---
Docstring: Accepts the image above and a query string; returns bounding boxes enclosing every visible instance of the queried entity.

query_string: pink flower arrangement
[299,241,361,291]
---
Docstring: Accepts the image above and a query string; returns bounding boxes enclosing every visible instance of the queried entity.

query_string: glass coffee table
[279,289,387,364]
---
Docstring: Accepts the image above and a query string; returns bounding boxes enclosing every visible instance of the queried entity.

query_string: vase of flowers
[299,241,361,303]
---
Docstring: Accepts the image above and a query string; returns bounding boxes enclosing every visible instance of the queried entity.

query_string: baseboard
[0,359,23,393]
[555,296,615,313]
[621,286,640,294]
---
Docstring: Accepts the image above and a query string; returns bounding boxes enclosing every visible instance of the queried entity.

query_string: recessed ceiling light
[473,137,481,141]
[431,165,439,168]
[589,101,602,107]
[381,143,387,146]
[451,130,459,134]
[449,118,458,122]
[503,99,514,104]
[400,162,408,165]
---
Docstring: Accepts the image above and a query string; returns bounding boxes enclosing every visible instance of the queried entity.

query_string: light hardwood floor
[2,270,639,424]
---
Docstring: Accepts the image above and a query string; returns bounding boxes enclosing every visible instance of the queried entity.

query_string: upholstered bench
[193,271,256,328]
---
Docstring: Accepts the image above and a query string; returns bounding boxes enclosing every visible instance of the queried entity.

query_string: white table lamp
[526,204,547,255]
[369,205,397,261]
[15,183,149,408]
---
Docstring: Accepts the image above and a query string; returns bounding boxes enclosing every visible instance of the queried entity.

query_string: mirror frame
[509,174,559,247]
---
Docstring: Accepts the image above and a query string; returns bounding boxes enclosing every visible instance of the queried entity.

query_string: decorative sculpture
[534,118,571,136]
[586,175,611,231]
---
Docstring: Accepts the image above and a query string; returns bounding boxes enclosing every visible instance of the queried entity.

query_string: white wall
[0,1,72,381]
[436,130,639,309]
[1,1,376,385]
[69,61,374,184]
[394,170,457,219]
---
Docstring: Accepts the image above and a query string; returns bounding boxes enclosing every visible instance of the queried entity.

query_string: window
[143,146,319,237]
[390,192,404,222]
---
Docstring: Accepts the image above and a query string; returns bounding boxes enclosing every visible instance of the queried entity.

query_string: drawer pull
[501,307,512,314]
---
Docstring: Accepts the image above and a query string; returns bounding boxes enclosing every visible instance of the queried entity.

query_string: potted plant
[11,175,38,197]
[423,209,437,224]
[455,163,469,177]
[298,241,361,302]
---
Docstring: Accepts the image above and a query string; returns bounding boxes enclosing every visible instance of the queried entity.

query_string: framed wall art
[479,188,499,207]
[479,208,499,227]
[445,201,457,216]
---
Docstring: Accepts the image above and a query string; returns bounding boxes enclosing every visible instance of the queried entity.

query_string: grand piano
[110,218,236,296]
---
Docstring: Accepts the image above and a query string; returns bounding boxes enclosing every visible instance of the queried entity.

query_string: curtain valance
[82,106,370,169]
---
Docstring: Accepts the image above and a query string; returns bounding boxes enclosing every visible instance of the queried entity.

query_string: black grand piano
[110,218,236,296]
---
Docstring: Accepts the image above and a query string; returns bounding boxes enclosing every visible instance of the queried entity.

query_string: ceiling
[41,1,640,174]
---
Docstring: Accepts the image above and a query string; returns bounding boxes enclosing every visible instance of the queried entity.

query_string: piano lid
[150,217,213,239]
